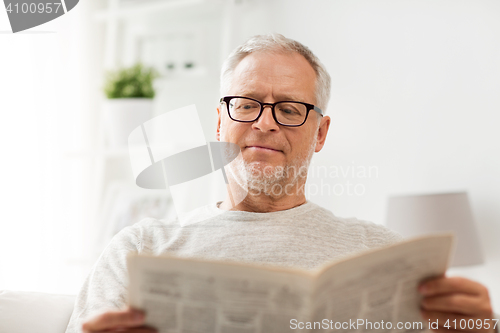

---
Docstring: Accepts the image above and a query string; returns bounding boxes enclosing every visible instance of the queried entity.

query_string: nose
[252,105,279,132]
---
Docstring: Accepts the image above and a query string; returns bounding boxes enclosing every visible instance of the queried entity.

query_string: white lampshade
[386,192,484,267]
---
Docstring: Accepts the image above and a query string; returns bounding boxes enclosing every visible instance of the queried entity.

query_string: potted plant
[102,63,158,148]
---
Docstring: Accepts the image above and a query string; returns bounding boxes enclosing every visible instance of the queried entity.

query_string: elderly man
[67,34,495,333]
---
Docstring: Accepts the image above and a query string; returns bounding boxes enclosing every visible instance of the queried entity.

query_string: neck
[219,177,308,212]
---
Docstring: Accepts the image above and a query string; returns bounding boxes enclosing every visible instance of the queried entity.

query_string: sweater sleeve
[65,225,140,333]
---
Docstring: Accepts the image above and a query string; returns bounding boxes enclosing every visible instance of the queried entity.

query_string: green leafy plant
[104,63,159,99]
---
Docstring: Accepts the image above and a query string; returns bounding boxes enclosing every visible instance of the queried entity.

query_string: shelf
[156,67,208,80]
[94,0,214,21]
[63,146,142,159]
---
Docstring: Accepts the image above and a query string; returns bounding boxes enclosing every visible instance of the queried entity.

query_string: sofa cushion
[0,290,75,333]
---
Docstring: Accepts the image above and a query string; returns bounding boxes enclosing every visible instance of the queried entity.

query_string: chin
[246,160,281,169]
[246,161,286,177]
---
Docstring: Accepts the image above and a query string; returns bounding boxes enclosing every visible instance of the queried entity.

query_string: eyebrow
[238,91,305,103]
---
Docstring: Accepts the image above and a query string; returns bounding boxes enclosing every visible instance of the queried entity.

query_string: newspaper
[127,234,454,333]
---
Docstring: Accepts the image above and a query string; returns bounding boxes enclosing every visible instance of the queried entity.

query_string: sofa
[0,290,75,333]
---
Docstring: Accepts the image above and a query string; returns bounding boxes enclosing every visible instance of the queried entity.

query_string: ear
[315,115,331,153]
[216,104,222,141]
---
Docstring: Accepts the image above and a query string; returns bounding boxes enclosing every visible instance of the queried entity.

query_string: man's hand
[419,276,495,332]
[81,307,157,333]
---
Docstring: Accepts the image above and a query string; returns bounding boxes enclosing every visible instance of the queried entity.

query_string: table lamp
[386,192,484,267]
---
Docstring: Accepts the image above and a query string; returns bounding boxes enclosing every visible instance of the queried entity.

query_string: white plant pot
[103,98,154,149]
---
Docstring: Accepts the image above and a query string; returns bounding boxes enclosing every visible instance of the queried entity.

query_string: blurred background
[0,0,499,309]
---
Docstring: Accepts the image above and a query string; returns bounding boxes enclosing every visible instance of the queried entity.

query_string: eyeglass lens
[227,97,307,126]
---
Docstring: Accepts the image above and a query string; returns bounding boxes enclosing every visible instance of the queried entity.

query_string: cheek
[220,118,241,142]
[288,132,316,156]
[220,119,229,141]
[219,117,229,140]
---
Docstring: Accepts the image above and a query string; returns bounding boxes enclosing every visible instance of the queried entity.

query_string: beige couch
[0,290,75,333]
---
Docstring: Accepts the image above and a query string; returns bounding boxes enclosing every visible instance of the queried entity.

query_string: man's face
[216,51,329,193]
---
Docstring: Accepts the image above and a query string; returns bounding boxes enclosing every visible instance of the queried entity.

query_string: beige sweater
[65,201,402,332]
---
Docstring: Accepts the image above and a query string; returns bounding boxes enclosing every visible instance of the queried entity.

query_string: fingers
[421,309,476,324]
[419,277,495,332]
[110,328,157,333]
[81,308,146,332]
[421,293,485,315]
[419,277,493,316]
[419,276,488,297]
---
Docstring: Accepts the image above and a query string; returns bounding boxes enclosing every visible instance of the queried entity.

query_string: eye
[233,100,259,111]
[242,103,255,109]
[278,104,301,115]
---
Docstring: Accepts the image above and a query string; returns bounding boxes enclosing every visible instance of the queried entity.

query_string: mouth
[245,145,283,153]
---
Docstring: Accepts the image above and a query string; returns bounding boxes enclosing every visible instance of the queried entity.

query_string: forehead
[228,51,317,103]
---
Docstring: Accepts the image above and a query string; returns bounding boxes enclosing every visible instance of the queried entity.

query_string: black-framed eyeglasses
[220,96,324,127]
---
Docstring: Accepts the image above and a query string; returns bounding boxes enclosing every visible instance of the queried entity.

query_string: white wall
[246,0,500,262]
[243,0,500,309]
[166,0,500,261]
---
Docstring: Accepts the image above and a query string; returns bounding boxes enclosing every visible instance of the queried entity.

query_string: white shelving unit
[94,0,212,21]
[80,0,240,261]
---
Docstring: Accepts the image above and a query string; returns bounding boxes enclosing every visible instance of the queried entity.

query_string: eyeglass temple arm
[313,105,324,116]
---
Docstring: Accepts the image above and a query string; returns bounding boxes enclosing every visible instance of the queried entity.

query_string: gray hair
[220,33,331,113]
